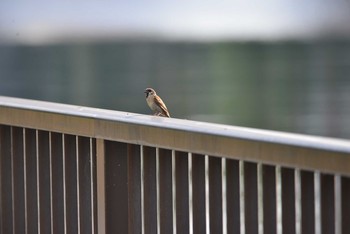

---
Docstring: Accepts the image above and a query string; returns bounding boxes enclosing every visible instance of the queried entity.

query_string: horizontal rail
[0,96,349,176]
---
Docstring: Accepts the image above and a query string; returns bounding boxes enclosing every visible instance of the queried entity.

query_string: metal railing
[0,96,349,234]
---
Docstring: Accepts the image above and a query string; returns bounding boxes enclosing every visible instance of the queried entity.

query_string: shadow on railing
[0,96,349,234]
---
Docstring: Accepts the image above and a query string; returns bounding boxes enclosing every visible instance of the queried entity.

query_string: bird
[144,88,170,117]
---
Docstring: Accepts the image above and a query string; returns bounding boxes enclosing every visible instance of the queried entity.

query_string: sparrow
[144,88,170,117]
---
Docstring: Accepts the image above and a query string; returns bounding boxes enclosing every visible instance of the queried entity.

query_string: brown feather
[154,95,170,117]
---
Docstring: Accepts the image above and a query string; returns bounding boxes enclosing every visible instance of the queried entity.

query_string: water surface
[0,41,349,138]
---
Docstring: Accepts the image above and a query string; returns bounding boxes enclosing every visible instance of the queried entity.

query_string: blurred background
[0,1,349,139]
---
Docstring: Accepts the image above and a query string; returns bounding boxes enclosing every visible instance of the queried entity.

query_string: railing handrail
[1,96,350,175]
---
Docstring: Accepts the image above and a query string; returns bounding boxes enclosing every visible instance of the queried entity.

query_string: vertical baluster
[315,172,321,234]
[172,151,176,234]
[77,136,94,234]
[321,174,335,234]
[276,166,282,234]
[258,164,263,234]
[281,168,296,234]
[0,125,13,233]
[127,144,142,234]
[37,130,51,233]
[49,132,53,234]
[96,138,105,234]
[226,159,240,234]
[262,165,277,234]
[64,134,78,233]
[36,130,41,234]
[51,132,64,233]
[222,159,227,234]
[12,127,25,233]
[205,156,209,234]
[188,154,192,234]
[301,170,315,234]
[192,153,206,234]
[334,175,341,234]
[208,156,223,234]
[25,128,39,233]
[90,138,97,234]
[244,162,258,234]
[76,136,81,234]
[341,177,350,234]
[239,161,245,234]
[104,141,129,233]
[143,146,157,234]
[156,148,160,234]
[158,148,173,233]
[175,151,190,234]
[295,169,301,234]
[62,134,67,234]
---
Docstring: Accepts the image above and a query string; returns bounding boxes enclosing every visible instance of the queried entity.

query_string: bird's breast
[146,96,157,111]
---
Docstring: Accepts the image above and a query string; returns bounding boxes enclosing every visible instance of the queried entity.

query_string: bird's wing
[154,95,170,117]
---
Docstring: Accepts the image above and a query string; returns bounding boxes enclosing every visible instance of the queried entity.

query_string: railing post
[96,139,105,234]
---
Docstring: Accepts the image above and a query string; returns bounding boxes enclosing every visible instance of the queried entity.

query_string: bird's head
[144,88,156,98]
